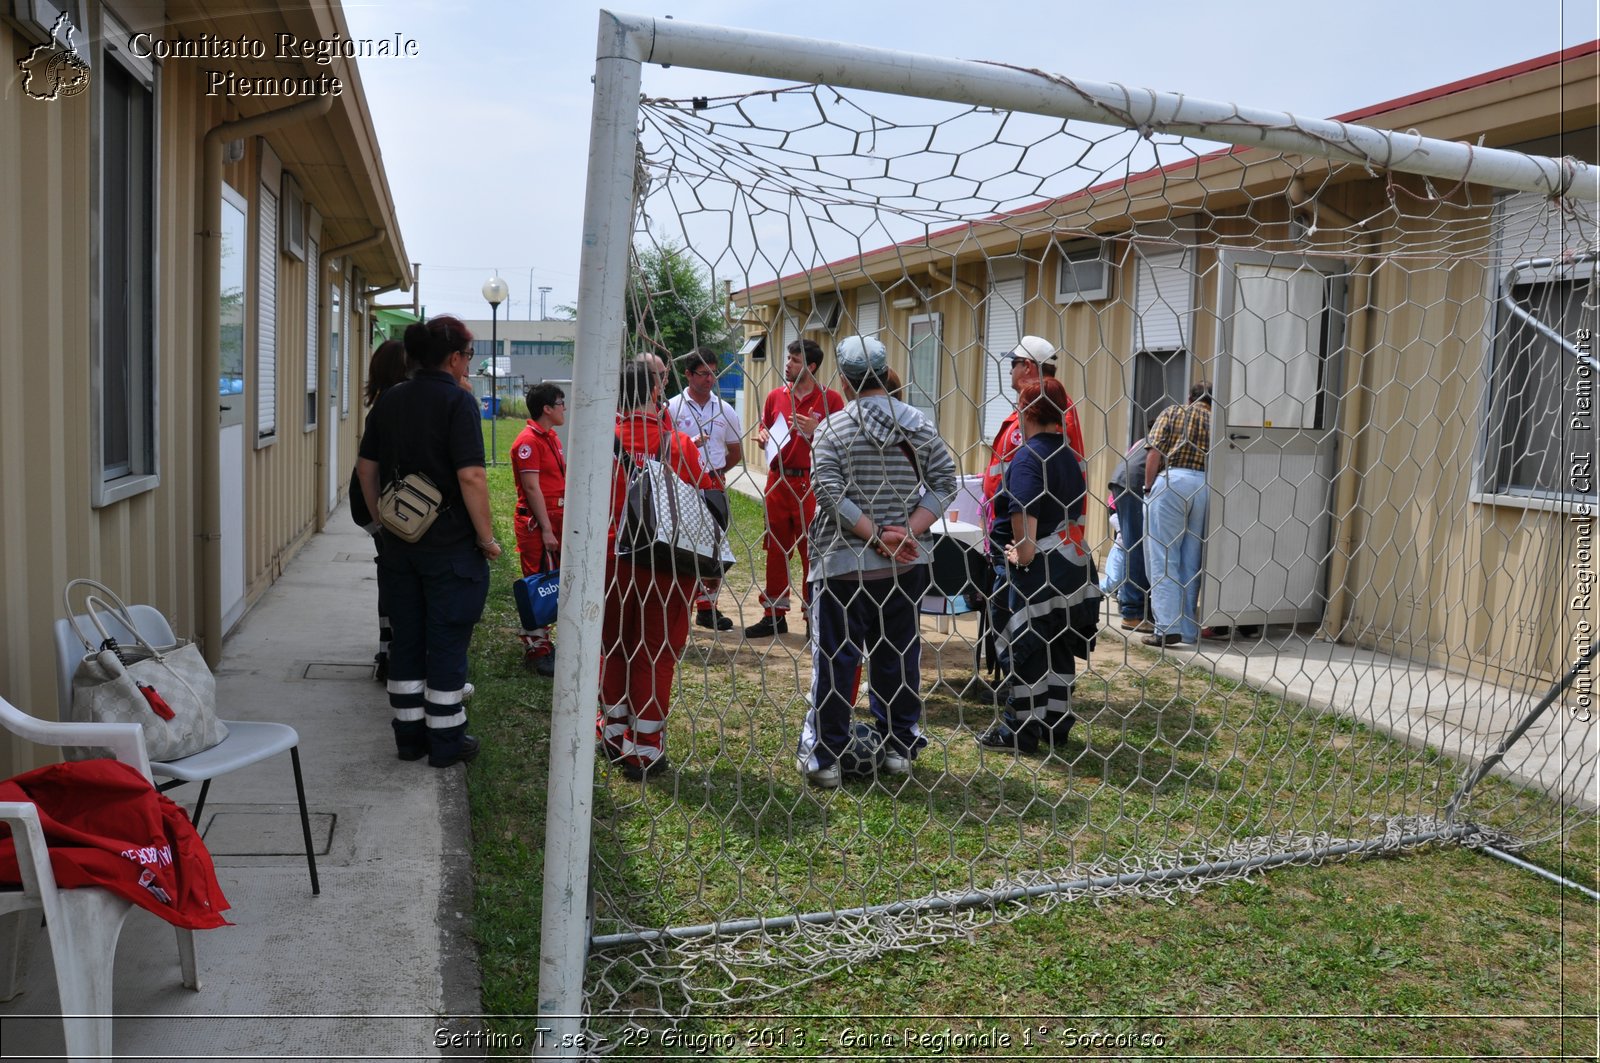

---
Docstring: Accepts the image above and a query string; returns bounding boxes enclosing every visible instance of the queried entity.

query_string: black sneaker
[744,615,789,638]
[535,653,556,678]
[696,609,734,631]
[429,735,480,769]
[619,754,669,781]
[976,720,1040,754]
[1041,714,1075,748]
[373,651,389,682]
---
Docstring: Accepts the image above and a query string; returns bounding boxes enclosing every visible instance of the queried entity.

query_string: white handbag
[62,579,228,763]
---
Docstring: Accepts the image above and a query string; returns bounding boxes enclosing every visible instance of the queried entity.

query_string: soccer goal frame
[538,10,1597,1051]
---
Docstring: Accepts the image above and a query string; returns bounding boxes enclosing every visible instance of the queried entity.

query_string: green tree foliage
[627,241,732,365]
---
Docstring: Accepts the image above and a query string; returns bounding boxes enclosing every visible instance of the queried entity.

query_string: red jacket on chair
[0,759,232,930]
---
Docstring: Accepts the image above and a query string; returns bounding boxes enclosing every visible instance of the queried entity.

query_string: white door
[1203,250,1347,627]
[218,188,248,632]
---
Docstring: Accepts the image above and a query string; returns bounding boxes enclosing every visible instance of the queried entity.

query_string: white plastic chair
[53,604,320,896]
[0,694,199,1061]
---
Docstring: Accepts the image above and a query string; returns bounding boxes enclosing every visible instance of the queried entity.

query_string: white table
[932,516,984,548]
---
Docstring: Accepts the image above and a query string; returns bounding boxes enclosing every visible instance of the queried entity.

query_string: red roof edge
[1333,39,1600,123]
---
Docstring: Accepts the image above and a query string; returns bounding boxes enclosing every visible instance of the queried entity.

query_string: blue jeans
[1144,469,1208,643]
[1111,484,1149,621]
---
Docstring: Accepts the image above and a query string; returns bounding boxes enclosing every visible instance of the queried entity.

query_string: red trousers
[598,558,692,767]
[760,469,816,617]
[515,511,563,577]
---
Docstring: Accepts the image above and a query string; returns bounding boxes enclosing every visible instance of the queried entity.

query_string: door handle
[220,404,232,412]
[1228,433,1251,441]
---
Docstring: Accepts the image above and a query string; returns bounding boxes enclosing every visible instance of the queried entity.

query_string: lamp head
[482,274,509,306]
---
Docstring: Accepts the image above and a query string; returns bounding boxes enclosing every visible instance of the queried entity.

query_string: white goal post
[538,10,1598,1052]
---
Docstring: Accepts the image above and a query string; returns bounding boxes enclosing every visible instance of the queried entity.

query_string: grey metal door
[1203,250,1347,627]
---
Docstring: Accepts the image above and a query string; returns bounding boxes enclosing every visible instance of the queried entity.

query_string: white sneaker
[881,753,912,775]
[462,683,475,701]
[802,761,842,789]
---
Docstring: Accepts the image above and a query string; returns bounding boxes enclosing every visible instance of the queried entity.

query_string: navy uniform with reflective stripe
[357,368,487,762]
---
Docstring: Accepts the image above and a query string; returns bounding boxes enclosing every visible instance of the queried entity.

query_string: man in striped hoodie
[795,335,957,788]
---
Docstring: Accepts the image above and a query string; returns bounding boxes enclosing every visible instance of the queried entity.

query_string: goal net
[553,15,1597,1045]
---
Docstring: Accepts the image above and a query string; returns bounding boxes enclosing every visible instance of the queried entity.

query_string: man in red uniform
[746,338,845,638]
[511,382,567,676]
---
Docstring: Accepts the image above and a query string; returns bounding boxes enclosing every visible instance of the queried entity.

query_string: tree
[627,241,734,365]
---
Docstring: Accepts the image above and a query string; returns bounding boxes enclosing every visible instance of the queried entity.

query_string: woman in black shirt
[356,316,502,768]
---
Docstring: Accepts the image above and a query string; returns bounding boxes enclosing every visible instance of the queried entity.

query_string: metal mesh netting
[583,76,1596,1030]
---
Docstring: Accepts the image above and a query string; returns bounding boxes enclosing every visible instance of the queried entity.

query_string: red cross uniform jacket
[0,759,232,930]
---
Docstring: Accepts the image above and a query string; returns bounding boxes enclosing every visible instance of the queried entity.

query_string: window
[219,188,247,431]
[1484,278,1597,497]
[1131,349,1186,442]
[906,312,942,424]
[738,333,766,360]
[281,173,306,261]
[1054,238,1111,304]
[93,25,157,503]
[254,180,278,444]
[803,292,841,332]
[305,232,320,429]
[1227,262,1334,430]
[342,272,356,417]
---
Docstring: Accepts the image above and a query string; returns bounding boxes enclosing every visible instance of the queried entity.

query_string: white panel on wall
[255,184,278,443]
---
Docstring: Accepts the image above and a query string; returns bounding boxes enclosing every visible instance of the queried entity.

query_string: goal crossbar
[602,9,1596,201]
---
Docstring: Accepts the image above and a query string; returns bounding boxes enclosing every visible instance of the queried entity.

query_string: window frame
[90,13,160,506]
[303,215,321,432]
[1053,237,1111,304]
[905,311,943,425]
[1473,191,1599,509]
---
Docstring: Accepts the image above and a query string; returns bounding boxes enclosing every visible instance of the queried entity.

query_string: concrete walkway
[1,510,476,1061]
[1105,617,1597,809]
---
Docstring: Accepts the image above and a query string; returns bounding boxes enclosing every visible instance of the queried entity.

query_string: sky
[341,1,1598,322]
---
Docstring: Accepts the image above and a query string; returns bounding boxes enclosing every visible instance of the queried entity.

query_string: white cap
[1010,335,1057,368]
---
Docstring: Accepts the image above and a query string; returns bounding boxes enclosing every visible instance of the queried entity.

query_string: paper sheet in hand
[764,413,791,466]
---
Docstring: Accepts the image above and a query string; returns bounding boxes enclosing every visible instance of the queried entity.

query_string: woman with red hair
[978,377,1101,755]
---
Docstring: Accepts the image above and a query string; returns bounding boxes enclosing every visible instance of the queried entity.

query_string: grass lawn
[466,419,1597,1057]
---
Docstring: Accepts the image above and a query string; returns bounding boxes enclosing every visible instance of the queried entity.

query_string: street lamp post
[482,273,509,462]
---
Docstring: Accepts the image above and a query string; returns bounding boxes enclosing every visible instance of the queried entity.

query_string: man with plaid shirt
[1142,382,1212,647]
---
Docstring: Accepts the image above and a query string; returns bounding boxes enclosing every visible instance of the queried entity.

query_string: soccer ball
[837,722,885,777]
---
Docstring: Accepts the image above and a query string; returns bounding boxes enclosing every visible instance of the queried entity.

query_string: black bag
[615,439,735,579]
[349,466,371,527]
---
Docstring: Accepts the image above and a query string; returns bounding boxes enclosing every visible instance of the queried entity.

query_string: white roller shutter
[305,236,320,398]
[340,273,352,417]
[854,296,880,340]
[981,273,1024,441]
[256,184,278,443]
[1133,246,1193,352]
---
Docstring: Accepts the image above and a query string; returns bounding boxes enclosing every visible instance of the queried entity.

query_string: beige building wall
[0,6,398,776]
[736,169,1588,686]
